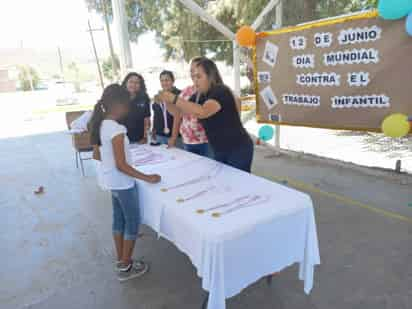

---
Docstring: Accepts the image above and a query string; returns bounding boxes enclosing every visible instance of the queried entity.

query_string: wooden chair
[65,111,93,176]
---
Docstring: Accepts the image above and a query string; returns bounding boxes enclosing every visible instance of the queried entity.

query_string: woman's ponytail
[89,100,105,146]
[89,84,130,146]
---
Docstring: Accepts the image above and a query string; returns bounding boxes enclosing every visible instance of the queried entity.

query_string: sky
[0,0,94,49]
[0,0,164,68]
[0,0,237,90]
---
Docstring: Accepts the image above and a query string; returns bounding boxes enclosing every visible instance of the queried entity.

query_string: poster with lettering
[254,11,412,132]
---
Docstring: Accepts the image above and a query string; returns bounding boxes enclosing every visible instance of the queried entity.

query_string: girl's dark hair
[195,57,224,89]
[89,84,129,146]
[159,70,175,82]
[121,72,147,94]
[190,56,205,65]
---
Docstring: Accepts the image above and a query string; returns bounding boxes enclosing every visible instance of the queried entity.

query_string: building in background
[0,67,17,92]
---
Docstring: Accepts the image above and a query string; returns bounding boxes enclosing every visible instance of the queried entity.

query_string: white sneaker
[114,260,123,271]
[117,261,149,282]
[115,259,139,272]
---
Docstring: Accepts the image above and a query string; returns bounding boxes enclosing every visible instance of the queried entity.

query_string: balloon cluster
[236,26,257,47]
[258,125,275,142]
[381,114,411,138]
[378,0,412,35]
[378,1,412,137]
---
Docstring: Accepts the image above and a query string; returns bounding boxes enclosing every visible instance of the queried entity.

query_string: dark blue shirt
[190,84,251,152]
[121,92,151,143]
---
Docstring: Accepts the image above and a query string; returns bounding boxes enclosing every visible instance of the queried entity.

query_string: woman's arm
[141,99,151,142]
[154,94,181,117]
[143,117,151,138]
[176,97,221,119]
[92,145,101,161]
[112,134,161,183]
[233,92,241,113]
[168,113,182,148]
[159,91,221,119]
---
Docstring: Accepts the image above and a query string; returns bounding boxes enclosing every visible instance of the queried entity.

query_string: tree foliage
[102,54,120,81]
[67,62,81,92]
[17,66,40,91]
[85,0,378,64]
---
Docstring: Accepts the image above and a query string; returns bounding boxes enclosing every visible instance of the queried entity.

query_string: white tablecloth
[131,145,320,309]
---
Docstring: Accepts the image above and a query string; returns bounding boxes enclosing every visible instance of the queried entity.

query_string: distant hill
[0,47,101,78]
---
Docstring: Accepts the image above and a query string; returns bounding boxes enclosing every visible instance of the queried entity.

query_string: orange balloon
[236,26,256,47]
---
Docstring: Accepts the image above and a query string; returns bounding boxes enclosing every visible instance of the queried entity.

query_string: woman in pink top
[179,57,210,157]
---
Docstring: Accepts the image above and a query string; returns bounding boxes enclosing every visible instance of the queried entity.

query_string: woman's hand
[146,174,161,184]
[138,138,147,144]
[167,136,177,148]
[153,94,161,103]
[157,90,176,104]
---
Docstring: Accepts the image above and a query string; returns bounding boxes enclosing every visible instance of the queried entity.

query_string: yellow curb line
[260,174,412,224]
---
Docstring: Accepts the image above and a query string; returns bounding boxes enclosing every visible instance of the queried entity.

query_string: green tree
[102,54,120,81]
[17,65,40,91]
[85,0,378,64]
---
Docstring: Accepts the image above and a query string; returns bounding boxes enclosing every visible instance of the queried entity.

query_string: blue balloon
[406,12,412,36]
[258,125,275,141]
[378,0,412,20]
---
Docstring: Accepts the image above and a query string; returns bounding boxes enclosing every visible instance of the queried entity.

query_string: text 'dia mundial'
[324,48,379,66]
[293,54,315,69]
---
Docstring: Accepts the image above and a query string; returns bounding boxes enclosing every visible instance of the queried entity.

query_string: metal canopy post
[111,0,133,77]
[252,0,282,30]
[177,0,241,93]
[251,0,283,154]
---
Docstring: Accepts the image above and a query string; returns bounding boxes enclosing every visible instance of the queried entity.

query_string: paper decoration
[324,48,379,66]
[260,86,278,110]
[255,12,412,131]
[338,26,382,45]
[290,36,307,50]
[258,71,271,83]
[331,95,390,108]
[296,72,341,87]
[269,114,282,122]
[314,32,333,48]
[283,94,321,107]
[292,54,315,68]
[263,41,279,67]
[347,72,370,87]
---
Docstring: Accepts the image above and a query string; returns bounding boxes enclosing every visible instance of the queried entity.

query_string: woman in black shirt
[153,70,181,147]
[158,58,253,172]
[120,73,151,143]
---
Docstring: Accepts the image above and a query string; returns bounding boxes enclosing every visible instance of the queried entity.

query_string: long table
[129,145,320,309]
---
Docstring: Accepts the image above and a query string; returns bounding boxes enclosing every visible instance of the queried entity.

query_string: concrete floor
[1,131,411,309]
